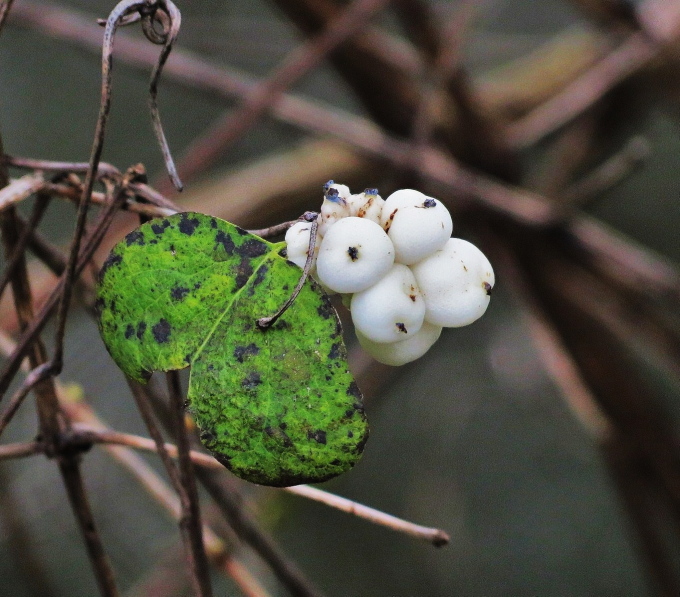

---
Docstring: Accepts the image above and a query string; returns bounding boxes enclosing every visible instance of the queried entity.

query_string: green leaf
[96,212,369,486]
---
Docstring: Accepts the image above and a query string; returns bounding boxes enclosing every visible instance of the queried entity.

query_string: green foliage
[96,212,369,486]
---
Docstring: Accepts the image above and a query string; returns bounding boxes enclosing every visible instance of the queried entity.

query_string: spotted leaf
[97,212,368,486]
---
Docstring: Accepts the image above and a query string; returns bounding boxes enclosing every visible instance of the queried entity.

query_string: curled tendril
[98,0,183,191]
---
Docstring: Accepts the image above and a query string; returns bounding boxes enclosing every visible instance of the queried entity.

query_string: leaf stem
[257,213,318,330]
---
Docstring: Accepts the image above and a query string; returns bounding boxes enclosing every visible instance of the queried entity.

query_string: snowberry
[350,264,425,343]
[316,217,394,293]
[284,221,320,271]
[346,188,385,225]
[381,189,453,265]
[319,180,351,236]
[411,238,494,327]
[356,321,442,366]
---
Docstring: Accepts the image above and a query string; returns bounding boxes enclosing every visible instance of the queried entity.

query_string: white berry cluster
[284,181,494,366]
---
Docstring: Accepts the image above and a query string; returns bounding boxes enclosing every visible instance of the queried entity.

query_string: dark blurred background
[1,0,680,595]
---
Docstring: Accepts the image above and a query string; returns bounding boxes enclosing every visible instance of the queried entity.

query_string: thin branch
[58,458,120,597]
[0,440,41,460]
[160,0,392,193]
[4,154,120,178]
[559,135,650,204]
[0,173,45,210]
[0,0,15,35]
[166,371,213,597]
[68,425,450,546]
[506,32,656,149]
[284,485,450,547]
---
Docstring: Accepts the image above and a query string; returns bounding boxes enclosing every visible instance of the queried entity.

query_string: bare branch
[0,440,41,460]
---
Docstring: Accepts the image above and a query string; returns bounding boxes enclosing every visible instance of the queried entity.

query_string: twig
[58,458,120,597]
[160,0,392,193]
[146,0,183,191]
[258,214,318,329]
[284,485,450,547]
[559,136,650,204]
[0,173,45,210]
[0,440,41,460]
[0,193,51,300]
[506,32,656,149]
[4,154,120,178]
[166,371,213,597]
[65,425,451,546]
[0,0,15,34]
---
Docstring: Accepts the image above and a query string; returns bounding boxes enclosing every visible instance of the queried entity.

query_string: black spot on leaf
[234,258,253,289]
[236,226,249,236]
[307,429,327,445]
[242,372,262,390]
[215,230,235,255]
[124,324,135,339]
[151,219,171,235]
[100,253,122,277]
[329,343,343,360]
[136,321,146,340]
[171,286,190,301]
[178,213,200,235]
[233,343,260,363]
[152,319,171,343]
[236,239,268,258]
[347,430,354,438]
[125,230,145,246]
[347,381,362,400]
[317,295,335,320]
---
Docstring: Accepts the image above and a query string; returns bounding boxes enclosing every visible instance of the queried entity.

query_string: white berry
[316,217,394,293]
[319,181,351,236]
[381,189,452,265]
[350,264,425,343]
[411,238,494,327]
[356,321,442,366]
[347,189,385,225]
[284,221,320,270]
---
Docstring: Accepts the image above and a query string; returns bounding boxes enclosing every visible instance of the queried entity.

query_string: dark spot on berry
[125,230,145,246]
[151,219,171,235]
[364,188,378,195]
[423,198,436,208]
[215,230,235,256]
[307,429,327,445]
[100,253,122,277]
[409,294,416,302]
[124,324,135,339]
[483,281,493,295]
[347,246,359,261]
[171,286,190,301]
[323,180,334,192]
[233,343,260,363]
[242,371,262,390]
[384,208,398,232]
[152,319,171,343]
[396,322,407,333]
[178,213,200,235]
[236,239,268,258]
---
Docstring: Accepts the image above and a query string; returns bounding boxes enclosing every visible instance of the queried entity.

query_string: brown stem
[166,371,214,597]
